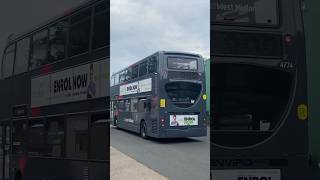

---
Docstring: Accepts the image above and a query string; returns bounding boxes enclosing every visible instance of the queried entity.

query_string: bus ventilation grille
[151,118,157,133]
[83,166,89,180]
[212,31,283,58]
[167,71,199,80]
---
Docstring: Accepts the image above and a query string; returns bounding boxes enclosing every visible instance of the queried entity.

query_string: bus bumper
[160,127,207,138]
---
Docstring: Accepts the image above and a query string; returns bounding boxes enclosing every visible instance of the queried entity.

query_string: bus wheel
[140,121,148,139]
[114,117,118,127]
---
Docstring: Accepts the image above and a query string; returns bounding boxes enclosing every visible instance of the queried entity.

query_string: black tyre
[140,121,147,139]
[114,116,118,128]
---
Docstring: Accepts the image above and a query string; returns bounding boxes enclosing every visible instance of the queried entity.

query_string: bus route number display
[212,0,279,26]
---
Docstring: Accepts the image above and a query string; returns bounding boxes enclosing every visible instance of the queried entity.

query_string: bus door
[137,98,152,130]
[130,98,139,129]
[0,123,11,180]
[120,99,134,128]
[89,113,108,180]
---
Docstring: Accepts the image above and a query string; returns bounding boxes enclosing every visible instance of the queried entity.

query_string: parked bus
[0,0,109,179]
[110,51,207,138]
[211,0,309,179]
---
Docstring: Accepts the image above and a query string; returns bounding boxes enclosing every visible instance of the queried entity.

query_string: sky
[0,0,87,59]
[110,0,210,74]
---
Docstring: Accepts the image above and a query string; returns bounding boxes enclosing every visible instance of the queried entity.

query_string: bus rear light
[202,94,207,100]
[18,157,27,174]
[284,34,294,45]
[152,96,158,102]
[31,107,40,117]
[161,118,165,123]
[41,64,52,75]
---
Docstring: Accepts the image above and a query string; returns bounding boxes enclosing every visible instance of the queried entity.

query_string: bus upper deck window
[2,44,15,78]
[69,9,91,57]
[139,61,148,76]
[30,30,48,70]
[110,75,115,86]
[114,73,120,85]
[132,65,139,79]
[15,38,30,74]
[148,57,157,74]
[49,20,68,62]
[119,70,126,83]
[126,67,132,81]
[93,4,108,49]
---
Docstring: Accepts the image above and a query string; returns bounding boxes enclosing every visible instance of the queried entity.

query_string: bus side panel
[117,112,140,133]
[21,158,107,180]
[0,79,13,120]
[88,161,108,180]
[12,74,29,113]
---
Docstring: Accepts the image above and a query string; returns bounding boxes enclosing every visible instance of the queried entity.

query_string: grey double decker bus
[110,51,207,138]
[0,0,109,180]
[211,0,309,180]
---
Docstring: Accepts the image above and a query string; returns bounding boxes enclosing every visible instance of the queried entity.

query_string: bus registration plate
[169,115,198,126]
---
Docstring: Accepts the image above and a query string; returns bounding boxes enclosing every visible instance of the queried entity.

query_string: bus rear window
[168,57,198,70]
[212,0,279,26]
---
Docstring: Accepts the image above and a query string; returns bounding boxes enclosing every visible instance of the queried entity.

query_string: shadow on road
[110,125,205,144]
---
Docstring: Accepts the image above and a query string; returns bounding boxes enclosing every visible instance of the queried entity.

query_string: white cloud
[110,0,210,74]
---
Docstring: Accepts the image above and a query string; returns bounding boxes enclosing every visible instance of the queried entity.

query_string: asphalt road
[110,126,210,180]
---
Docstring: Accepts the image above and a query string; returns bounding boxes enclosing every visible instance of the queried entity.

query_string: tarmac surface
[110,126,210,180]
[110,146,168,180]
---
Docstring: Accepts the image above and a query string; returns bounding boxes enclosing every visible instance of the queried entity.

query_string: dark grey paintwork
[0,0,109,179]
[211,0,309,179]
[110,51,207,138]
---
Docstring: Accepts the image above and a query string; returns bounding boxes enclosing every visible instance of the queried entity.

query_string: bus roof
[111,51,202,76]
[160,51,202,58]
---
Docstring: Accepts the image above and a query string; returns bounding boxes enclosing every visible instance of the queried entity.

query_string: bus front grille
[167,71,199,80]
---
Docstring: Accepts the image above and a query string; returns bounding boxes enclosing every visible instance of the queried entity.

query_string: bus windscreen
[212,0,279,26]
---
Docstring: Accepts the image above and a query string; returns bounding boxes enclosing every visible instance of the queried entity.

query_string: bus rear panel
[111,51,207,138]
